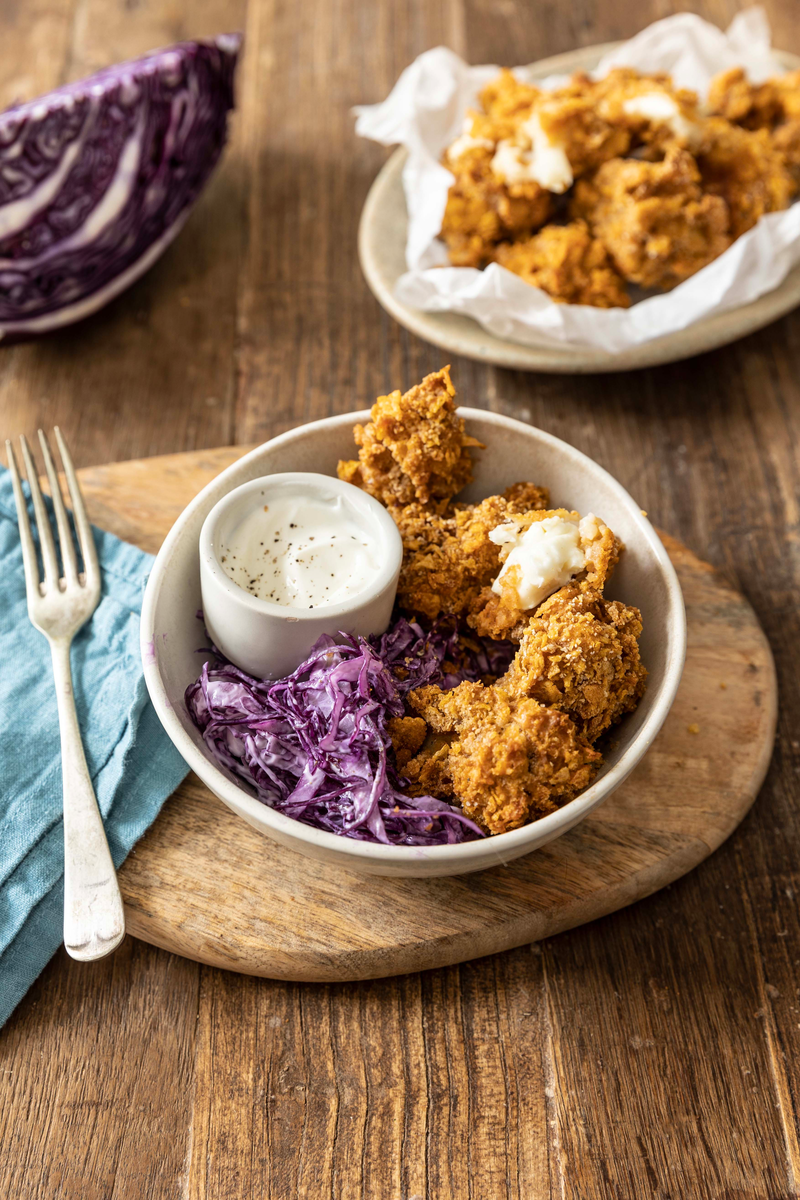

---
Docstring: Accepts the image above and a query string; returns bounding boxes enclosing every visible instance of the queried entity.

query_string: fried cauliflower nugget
[393,483,550,621]
[572,146,731,289]
[441,74,552,268]
[526,76,632,181]
[337,366,481,508]
[695,116,796,237]
[494,220,630,308]
[590,68,702,153]
[479,68,541,124]
[441,144,552,267]
[442,99,555,269]
[405,681,601,834]
[480,75,630,204]
[439,67,629,268]
[468,509,622,640]
[707,68,800,188]
[708,66,800,129]
[502,585,647,742]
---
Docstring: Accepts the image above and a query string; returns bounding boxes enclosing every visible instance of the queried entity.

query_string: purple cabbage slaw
[185,617,515,846]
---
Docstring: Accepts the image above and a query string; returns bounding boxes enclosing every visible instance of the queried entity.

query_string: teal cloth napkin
[0,465,189,1028]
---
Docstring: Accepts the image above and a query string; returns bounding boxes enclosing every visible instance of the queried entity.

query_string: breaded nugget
[501,585,647,741]
[482,76,630,203]
[405,681,601,834]
[526,77,632,181]
[439,68,628,267]
[479,68,540,125]
[707,66,799,129]
[393,483,550,621]
[468,509,622,640]
[441,110,554,267]
[501,481,553,510]
[337,366,481,508]
[441,143,552,267]
[707,68,800,189]
[591,68,702,152]
[494,220,630,308]
[572,146,731,289]
[695,116,796,237]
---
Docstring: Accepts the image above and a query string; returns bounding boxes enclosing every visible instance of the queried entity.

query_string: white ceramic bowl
[141,409,686,878]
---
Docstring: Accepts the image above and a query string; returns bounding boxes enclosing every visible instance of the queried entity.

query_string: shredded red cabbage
[185,617,515,846]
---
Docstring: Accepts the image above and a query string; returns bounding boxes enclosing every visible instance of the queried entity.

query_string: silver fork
[6,428,125,962]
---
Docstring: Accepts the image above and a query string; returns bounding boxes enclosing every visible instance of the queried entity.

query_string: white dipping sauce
[220,491,384,609]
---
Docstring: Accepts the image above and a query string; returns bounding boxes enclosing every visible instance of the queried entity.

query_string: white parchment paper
[354,9,800,353]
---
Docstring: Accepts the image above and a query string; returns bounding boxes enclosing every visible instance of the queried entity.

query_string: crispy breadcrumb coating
[708,68,800,188]
[501,585,647,741]
[708,66,800,129]
[387,715,428,771]
[531,77,632,178]
[337,366,482,508]
[442,137,551,268]
[405,681,601,834]
[571,146,731,289]
[695,117,796,237]
[494,220,630,308]
[393,483,551,620]
[590,68,702,152]
[468,509,622,640]
[479,68,540,125]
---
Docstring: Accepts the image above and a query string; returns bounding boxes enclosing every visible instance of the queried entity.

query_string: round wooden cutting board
[76,447,777,982]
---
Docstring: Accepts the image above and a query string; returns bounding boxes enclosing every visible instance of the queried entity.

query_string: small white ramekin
[199,472,403,679]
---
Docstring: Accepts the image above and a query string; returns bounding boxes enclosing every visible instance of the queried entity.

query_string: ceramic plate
[358,42,800,374]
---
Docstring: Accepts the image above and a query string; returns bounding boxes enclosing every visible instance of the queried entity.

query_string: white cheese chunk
[489,514,587,610]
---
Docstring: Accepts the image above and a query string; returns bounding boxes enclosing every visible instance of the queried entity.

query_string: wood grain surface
[1,1,799,1198]
[66,449,776,981]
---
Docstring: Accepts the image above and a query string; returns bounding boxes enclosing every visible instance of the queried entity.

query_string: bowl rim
[141,406,687,865]
[199,470,403,620]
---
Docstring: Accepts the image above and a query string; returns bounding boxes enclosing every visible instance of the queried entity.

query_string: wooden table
[2,1,799,1196]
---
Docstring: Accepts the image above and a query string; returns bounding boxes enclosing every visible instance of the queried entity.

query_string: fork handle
[50,638,126,961]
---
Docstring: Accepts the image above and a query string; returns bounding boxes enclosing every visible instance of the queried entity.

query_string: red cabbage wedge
[0,35,241,339]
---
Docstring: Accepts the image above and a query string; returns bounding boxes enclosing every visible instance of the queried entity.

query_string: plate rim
[358,43,800,374]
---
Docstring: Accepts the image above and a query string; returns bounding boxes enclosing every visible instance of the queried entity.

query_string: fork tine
[19,434,60,590]
[54,427,99,587]
[38,429,79,586]
[5,440,42,602]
